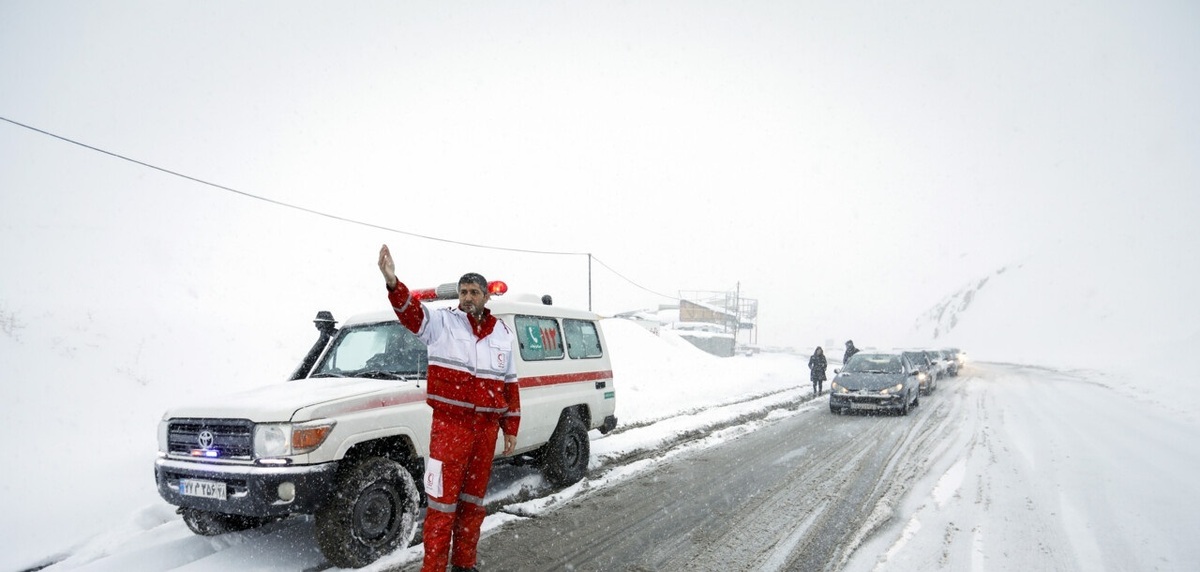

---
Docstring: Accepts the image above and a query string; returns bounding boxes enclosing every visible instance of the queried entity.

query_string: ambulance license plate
[180,479,227,500]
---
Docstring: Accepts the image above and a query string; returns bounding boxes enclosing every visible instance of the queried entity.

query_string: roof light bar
[411,280,508,301]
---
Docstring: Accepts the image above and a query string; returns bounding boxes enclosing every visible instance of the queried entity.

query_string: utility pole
[733,281,741,344]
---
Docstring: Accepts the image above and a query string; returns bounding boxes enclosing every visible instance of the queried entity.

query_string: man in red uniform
[378,244,519,572]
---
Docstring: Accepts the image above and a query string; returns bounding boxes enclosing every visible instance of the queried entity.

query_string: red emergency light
[410,280,508,301]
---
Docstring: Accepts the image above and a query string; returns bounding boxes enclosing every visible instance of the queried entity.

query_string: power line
[590,256,680,301]
[0,115,583,256]
[0,115,682,302]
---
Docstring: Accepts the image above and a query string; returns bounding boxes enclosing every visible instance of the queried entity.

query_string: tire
[315,457,420,569]
[900,391,911,416]
[181,508,273,536]
[539,411,590,488]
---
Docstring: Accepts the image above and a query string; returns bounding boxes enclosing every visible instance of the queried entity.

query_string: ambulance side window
[515,315,565,361]
[564,319,603,359]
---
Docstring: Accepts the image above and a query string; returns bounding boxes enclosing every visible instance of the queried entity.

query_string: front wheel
[315,457,420,569]
[539,411,590,487]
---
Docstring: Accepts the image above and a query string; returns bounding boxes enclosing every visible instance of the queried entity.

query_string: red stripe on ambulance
[520,370,614,388]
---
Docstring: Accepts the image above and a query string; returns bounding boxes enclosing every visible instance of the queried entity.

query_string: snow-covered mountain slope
[911,241,1198,373]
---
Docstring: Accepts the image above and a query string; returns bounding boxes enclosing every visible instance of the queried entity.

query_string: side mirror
[834,368,841,374]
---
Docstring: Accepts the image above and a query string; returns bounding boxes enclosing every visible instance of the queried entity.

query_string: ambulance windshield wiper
[310,371,346,378]
[356,370,420,381]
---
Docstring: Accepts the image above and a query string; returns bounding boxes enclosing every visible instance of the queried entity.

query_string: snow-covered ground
[5,308,1200,571]
[842,363,1200,572]
[0,316,813,571]
[2,206,1195,571]
[4,2,1198,570]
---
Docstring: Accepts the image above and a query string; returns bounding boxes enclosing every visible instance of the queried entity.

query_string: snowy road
[394,363,1200,572]
[843,363,1200,572]
[41,363,1200,571]
[417,375,951,572]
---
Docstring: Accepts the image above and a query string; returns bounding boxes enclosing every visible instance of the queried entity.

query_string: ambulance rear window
[564,319,603,359]
[515,315,565,361]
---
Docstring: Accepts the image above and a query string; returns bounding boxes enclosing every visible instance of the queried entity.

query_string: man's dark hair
[459,272,488,291]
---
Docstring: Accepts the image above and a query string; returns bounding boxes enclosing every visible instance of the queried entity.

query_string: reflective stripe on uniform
[429,394,509,415]
[474,365,509,379]
[428,394,478,410]
[428,354,471,370]
[392,291,414,315]
[427,498,457,513]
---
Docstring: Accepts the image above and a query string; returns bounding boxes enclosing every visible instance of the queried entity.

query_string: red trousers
[422,409,500,572]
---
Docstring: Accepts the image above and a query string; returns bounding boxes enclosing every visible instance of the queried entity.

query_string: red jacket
[388,282,521,437]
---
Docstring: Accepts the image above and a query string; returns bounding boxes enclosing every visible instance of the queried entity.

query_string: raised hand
[378,244,398,290]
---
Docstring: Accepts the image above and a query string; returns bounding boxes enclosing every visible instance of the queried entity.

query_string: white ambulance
[153,282,617,568]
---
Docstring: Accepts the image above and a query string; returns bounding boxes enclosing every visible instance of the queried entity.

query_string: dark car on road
[829,352,922,415]
[899,350,940,395]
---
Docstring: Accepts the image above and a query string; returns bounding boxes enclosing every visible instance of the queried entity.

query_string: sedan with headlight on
[901,350,941,395]
[829,352,922,415]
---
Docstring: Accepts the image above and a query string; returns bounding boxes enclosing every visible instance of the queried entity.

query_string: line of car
[828,347,966,416]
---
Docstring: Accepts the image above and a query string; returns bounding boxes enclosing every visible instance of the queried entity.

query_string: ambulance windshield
[311,322,428,380]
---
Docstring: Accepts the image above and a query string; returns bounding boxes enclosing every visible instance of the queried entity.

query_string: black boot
[451,566,479,572]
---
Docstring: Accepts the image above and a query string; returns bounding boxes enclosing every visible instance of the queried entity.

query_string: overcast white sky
[2,0,1198,348]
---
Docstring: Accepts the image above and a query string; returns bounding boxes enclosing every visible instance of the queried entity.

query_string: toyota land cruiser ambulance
[153,283,617,568]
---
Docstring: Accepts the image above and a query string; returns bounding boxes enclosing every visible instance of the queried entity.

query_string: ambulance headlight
[254,424,291,458]
[254,420,337,458]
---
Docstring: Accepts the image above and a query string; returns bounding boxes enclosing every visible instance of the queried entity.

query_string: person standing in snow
[843,339,860,365]
[377,244,519,572]
[808,346,827,395]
